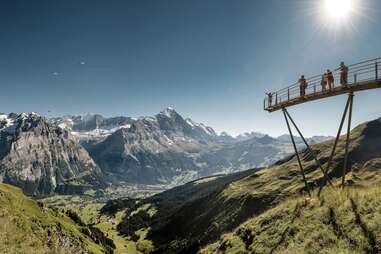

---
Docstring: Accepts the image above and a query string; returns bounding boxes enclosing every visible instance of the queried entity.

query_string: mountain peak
[158,107,179,118]
[0,112,43,132]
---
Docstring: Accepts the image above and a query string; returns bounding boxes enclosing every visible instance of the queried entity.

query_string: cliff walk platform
[264,58,381,112]
[263,57,381,197]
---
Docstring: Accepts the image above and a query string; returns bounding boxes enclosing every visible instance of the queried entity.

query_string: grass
[193,176,221,184]
[60,201,156,254]
[0,183,106,254]
[129,203,157,218]
[40,189,158,253]
[199,186,381,254]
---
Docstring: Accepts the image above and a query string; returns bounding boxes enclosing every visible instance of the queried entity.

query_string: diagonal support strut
[283,109,333,186]
[341,92,354,187]
[318,92,354,196]
[282,108,311,197]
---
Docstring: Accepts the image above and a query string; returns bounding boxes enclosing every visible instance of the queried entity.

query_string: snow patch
[72,124,131,141]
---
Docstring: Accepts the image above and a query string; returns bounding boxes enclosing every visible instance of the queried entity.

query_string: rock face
[52,108,333,185]
[85,108,218,184]
[0,113,104,196]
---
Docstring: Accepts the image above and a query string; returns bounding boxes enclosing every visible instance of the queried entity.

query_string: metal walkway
[263,57,381,197]
[264,58,381,112]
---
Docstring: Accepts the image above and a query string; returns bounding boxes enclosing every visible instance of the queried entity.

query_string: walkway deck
[264,58,381,112]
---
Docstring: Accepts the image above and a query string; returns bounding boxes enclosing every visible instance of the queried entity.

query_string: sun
[323,0,354,21]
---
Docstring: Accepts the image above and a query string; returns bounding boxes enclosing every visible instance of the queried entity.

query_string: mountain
[0,109,333,196]
[50,113,135,145]
[198,134,297,175]
[0,112,105,196]
[52,108,332,186]
[276,134,333,144]
[0,183,114,253]
[235,131,266,141]
[84,108,220,184]
[101,117,381,254]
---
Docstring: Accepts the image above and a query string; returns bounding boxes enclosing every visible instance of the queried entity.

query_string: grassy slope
[198,118,381,253]
[112,117,381,253]
[117,169,261,253]
[200,186,381,254]
[0,183,107,254]
[58,201,148,254]
[41,189,161,253]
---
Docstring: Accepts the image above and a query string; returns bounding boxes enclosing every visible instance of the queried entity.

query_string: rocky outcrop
[0,113,104,196]
[86,109,212,184]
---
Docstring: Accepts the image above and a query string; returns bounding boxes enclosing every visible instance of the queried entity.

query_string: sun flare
[323,0,354,21]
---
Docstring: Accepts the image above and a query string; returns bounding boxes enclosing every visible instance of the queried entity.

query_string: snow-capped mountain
[81,108,222,184]
[235,131,266,141]
[0,109,333,195]
[0,112,104,196]
[50,108,332,185]
[51,108,218,145]
[50,114,135,144]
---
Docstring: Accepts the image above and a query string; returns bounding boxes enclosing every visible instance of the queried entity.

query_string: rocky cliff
[0,112,104,196]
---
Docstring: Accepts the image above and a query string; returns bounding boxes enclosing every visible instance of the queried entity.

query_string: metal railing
[264,57,381,110]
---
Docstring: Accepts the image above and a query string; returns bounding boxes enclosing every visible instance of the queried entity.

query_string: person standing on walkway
[266,92,273,107]
[340,61,348,86]
[299,75,307,97]
[321,72,327,91]
[327,69,334,90]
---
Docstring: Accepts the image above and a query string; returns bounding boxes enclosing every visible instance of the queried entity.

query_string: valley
[2,109,381,254]
[76,116,381,254]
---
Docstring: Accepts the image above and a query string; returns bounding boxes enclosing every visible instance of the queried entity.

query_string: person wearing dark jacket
[340,61,349,86]
[299,75,307,97]
[327,69,334,90]
[321,72,327,91]
[266,92,273,106]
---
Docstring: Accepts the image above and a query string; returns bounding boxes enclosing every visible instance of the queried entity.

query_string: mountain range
[52,108,331,182]
[1,108,331,196]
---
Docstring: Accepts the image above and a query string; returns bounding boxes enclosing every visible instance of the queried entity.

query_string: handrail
[264,57,381,111]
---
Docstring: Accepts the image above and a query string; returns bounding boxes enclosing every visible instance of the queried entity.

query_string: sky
[1,0,381,137]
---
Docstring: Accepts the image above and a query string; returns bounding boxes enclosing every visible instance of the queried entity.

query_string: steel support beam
[284,109,332,186]
[282,108,311,197]
[317,93,352,196]
[341,92,354,187]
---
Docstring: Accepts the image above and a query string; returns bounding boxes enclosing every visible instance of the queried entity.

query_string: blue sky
[0,0,380,136]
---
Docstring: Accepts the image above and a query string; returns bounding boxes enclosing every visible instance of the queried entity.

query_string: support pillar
[282,108,311,197]
[341,92,354,187]
[318,92,353,196]
[284,109,332,186]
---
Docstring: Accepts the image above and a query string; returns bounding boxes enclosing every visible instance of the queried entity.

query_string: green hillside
[8,117,381,254]
[200,186,381,254]
[107,117,381,254]
[0,183,114,254]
